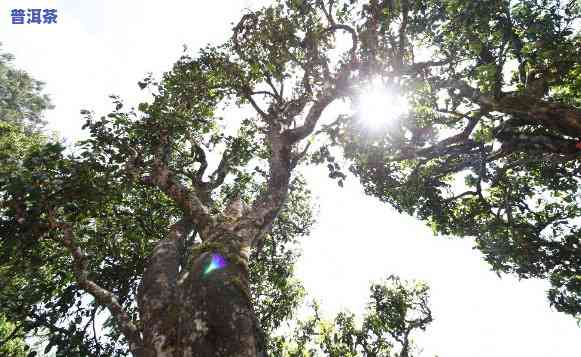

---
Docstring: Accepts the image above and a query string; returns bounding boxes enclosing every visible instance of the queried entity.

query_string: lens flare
[203,253,227,276]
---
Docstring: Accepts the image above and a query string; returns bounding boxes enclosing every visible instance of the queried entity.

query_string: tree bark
[137,228,260,357]
[490,95,581,138]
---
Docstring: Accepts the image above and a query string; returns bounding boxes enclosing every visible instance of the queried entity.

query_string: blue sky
[1,1,580,356]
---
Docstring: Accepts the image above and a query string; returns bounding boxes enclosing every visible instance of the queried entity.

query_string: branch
[317,0,335,25]
[444,190,479,203]
[241,130,293,246]
[485,148,512,163]
[242,87,269,119]
[191,142,208,184]
[241,95,337,244]
[394,139,481,162]
[436,79,581,138]
[326,24,358,62]
[419,112,480,152]
[90,307,101,355]
[251,90,279,100]
[142,129,216,235]
[485,96,581,138]
[47,218,143,353]
[290,141,312,169]
[232,13,259,65]
[284,95,335,143]
[232,13,279,120]
[264,75,282,100]
[500,134,580,155]
[432,155,479,180]
[396,0,410,70]
[401,59,451,74]
[141,163,215,236]
[435,78,481,99]
[208,150,231,190]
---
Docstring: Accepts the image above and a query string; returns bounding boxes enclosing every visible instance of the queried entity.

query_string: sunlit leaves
[336,0,581,319]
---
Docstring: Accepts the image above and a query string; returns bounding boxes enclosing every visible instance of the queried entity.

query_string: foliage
[276,276,432,357]
[0,119,314,355]
[2,0,581,354]
[0,44,54,356]
[320,0,581,318]
[0,313,27,357]
[0,44,52,132]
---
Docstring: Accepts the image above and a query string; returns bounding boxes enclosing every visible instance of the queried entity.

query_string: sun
[357,80,409,128]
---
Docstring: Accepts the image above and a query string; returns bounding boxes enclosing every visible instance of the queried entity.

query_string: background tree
[279,276,432,357]
[0,43,52,133]
[1,0,580,356]
[0,44,54,357]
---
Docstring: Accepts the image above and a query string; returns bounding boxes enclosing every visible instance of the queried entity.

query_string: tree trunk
[136,229,261,357]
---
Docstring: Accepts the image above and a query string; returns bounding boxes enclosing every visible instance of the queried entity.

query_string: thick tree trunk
[137,230,260,357]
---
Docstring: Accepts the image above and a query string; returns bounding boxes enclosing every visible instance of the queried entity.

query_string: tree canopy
[334,0,581,317]
[1,0,580,356]
[0,43,52,132]
[0,44,53,357]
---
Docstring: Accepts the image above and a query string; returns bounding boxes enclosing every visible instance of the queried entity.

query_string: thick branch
[208,150,231,190]
[484,95,581,138]
[500,134,580,155]
[418,113,480,153]
[142,159,215,237]
[395,139,481,162]
[285,95,335,143]
[437,79,581,138]
[240,97,336,243]
[126,133,214,232]
[242,130,293,245]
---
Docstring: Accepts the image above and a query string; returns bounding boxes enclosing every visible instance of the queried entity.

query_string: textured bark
[442,79,581,138]
[130,46,336,354]
[137,239,180,356]
[178,241,258,356]
[491,95,581,138]
[137,228,260,357]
